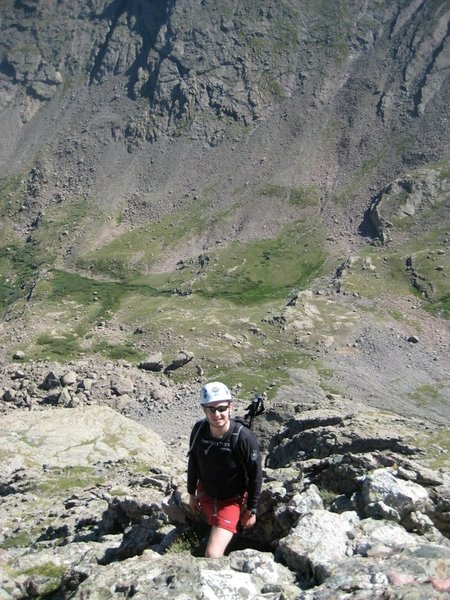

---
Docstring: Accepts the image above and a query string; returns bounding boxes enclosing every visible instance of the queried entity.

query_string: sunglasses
[204,405,230,414]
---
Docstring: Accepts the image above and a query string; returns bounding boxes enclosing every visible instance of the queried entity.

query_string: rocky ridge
[1,366,449,599]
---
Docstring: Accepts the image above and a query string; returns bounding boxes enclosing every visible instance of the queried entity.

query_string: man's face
[203,402,231,428]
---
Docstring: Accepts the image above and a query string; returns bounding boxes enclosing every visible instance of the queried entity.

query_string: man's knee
[205,526,234,558]
[205,547,224,559]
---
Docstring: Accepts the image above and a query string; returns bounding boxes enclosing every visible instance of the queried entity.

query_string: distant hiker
[187,381,262,558]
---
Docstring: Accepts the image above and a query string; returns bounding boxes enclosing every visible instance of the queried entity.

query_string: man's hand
[189,494,201,512]
[240,509,256,529]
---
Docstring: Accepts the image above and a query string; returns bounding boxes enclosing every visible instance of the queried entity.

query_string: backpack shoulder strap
[187,418,207,456]
[230,419,249,482]
[230,419,245,452]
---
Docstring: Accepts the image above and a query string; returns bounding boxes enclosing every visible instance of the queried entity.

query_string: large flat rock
[0,406,168,472]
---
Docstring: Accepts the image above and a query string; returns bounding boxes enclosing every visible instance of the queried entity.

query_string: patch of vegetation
[2,198,328,375]
[426,296,450,319]
[0,241,43,310]
[204,348,305,399]
[0,531,31,549]
[34,196,90,252]
[13,562,65,596]
[337,248,415,299]
[33,332,82,361]
[194,221,326,304]
[102,432,123,451]
[0,172,24,217]
[289,186,320,207]
[0,194,93,313]
[259,184,320,207]
[30,466,104,495]
[109,486,130,496]
[43,270,161,318]
[407,384,441,407]
[416,427,450,470]
[407,247,450,311]
[75,198,209,280]
[310,1,352,64]
[19,562,65,579]
[166,522,210,556]
[318,488,338,509]
[92,339,145,362]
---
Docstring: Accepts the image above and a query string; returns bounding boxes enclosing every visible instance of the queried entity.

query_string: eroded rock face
[1,0,449,149]
[369,168,450,243]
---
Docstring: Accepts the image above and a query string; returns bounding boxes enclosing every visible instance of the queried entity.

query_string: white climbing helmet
[199,381,232,405]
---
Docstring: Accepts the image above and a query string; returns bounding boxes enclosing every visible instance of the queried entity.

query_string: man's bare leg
[205,526,234,558]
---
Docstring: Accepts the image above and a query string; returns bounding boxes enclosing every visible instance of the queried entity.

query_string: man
[187,381,262,558]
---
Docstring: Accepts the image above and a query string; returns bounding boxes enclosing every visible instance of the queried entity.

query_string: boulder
[276,510,359,582]
[110,376,134,396]
[138,352,165,372]
[361,468,432,527]
[61,370,77,386]
[0,406,169,470]
[164,350,194,373]
[40,371,61,391]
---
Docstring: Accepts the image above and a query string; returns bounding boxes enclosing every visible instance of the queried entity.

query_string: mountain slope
[0,0,449,422]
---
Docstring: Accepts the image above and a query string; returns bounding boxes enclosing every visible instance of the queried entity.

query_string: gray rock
[361,468,432,526]
[138,352,165,372]
[2,388,16,402]
[61,370,77,386]
[110,376,134,396]
[164,350,194,373]
[78,378,95,391]
[40,371,61,391]
[276,510,360,582]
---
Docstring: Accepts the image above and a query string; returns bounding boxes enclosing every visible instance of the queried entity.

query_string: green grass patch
[3,211,329,375]
[407,384,442,407]
[0,531,31,549]
[30,466,104,495]
[194,221,326,304]
[92,339,145,362]
[43,269,161,318]
[181,343,311,399]
[415,427,450,470]
[407,249,450,308]
[337,248,418,299]
[0,197,92,312]
[166,521,210,556]
[309,1,352,64]
[259,184,320,207]
[31,197,91,261]
[19,562,65,578]
[109,486,130,496]
[75,198,209,279]
[289,186,320,207]
[33,332,82,361]
[0,241,44,310]
[426,296,450,319]
[14,562,65,595]
[0,172,24,217]
[113,287,313,398]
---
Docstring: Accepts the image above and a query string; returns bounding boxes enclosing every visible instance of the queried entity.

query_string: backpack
[187,394,265,458]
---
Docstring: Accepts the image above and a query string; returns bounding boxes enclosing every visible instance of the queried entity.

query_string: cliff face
[1,1,449,203]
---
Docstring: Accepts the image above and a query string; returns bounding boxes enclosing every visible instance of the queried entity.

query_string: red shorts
[197,485,247,534]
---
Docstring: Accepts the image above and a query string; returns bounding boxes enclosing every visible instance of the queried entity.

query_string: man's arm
[241,429,262,513]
